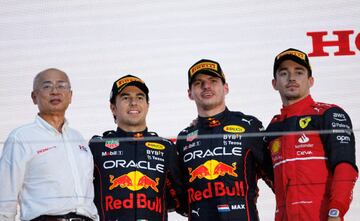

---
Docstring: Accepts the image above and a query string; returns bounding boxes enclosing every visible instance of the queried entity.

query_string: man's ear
[188,88,194,100]
[31,91,37,105]
[68,90,73,104]
[309,76,314,88]
[224,83,229,95]
[110,103,116,115]
[272,79,278,91]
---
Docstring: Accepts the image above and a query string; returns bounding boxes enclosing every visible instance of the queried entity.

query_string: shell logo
[223,125,245,133]
[271,138,281,155]
[145,142,165,150]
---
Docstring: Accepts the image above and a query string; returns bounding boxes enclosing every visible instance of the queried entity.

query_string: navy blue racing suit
[176,108,273,221]
[89,128,185,221]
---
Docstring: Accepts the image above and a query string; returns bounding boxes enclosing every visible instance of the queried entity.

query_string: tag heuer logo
[186,130,198,142]
[105,139,119,149]
[299,116,311,129]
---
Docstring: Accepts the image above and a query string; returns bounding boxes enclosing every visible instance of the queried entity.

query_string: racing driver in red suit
[89,75,185,221]
[176,59,273,221]
[265,48,358,221]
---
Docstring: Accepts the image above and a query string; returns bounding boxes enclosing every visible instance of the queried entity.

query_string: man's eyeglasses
[39,82,71,92]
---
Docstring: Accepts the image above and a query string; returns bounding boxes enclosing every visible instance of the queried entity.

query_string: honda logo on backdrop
[307,30,360,56]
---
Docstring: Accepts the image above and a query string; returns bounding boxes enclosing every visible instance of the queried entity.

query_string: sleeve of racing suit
[88,136,102,220]
[0,134,29,221]
[321,107,358,217]
[250,119,274,190]
[257,140,274,192]
[165,139,188,216]
[322,107,357,170]
[328,163,358,218]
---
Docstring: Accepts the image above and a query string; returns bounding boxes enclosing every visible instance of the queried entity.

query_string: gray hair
[33,68,70,90]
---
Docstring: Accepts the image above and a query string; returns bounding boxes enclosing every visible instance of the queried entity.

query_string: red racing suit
[89,128,184,221]
[176,108,273,221]
[265,95,358,221]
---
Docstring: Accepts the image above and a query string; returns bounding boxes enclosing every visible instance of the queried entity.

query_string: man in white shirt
[0,68,98,221]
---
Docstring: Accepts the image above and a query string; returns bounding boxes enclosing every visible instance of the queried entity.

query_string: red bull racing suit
[176,108,273,221]
[89,128,184,221]
[265,95,358,220]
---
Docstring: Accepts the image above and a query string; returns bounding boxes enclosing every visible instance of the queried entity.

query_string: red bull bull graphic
[214,162,237,177]
[188,165,210,182]
[138,175,160,192]
[109,171,160,192]
[188,159,238,182]
[109,174,133,190]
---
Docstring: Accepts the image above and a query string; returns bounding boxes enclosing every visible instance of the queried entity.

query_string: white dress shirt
[0,115,98,221]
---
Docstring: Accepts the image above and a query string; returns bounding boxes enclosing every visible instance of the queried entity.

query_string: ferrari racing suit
[265,95,358,220]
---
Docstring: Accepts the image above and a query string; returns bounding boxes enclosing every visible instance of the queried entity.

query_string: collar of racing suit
[115,127,148,139]
[280,95,315,117]
[197,107,230,128]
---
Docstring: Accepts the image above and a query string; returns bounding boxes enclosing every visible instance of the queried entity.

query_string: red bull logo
[106,193,162,213]
[109,174,133,190]
[208,118,221,127]
[188,181,245,204]
[138,175,160,192]
[188,165,211,182]
[214,162,237,177]
[109,171,160,192]
[188,160,238,182]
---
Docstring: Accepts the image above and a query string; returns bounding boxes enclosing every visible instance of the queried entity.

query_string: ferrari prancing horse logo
[299,117,311,129]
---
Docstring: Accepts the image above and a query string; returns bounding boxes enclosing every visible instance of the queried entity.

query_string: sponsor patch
[223,125,245,133]
[102,150,123,157]
[37,145,56,154]
[191,208,200,217]
[188,160,237,182]
[189,61,218,76]
[186,130,198,142]
[337,135,351,144]
[298,134,309,144]
[145,142,165,150]
[116,76,144,88]
[271,138,281,154]
[333,113,347,122]
[105,139,119,149]
[277,50,306,60]
[299,116,311,129]
[109,171,159,192]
